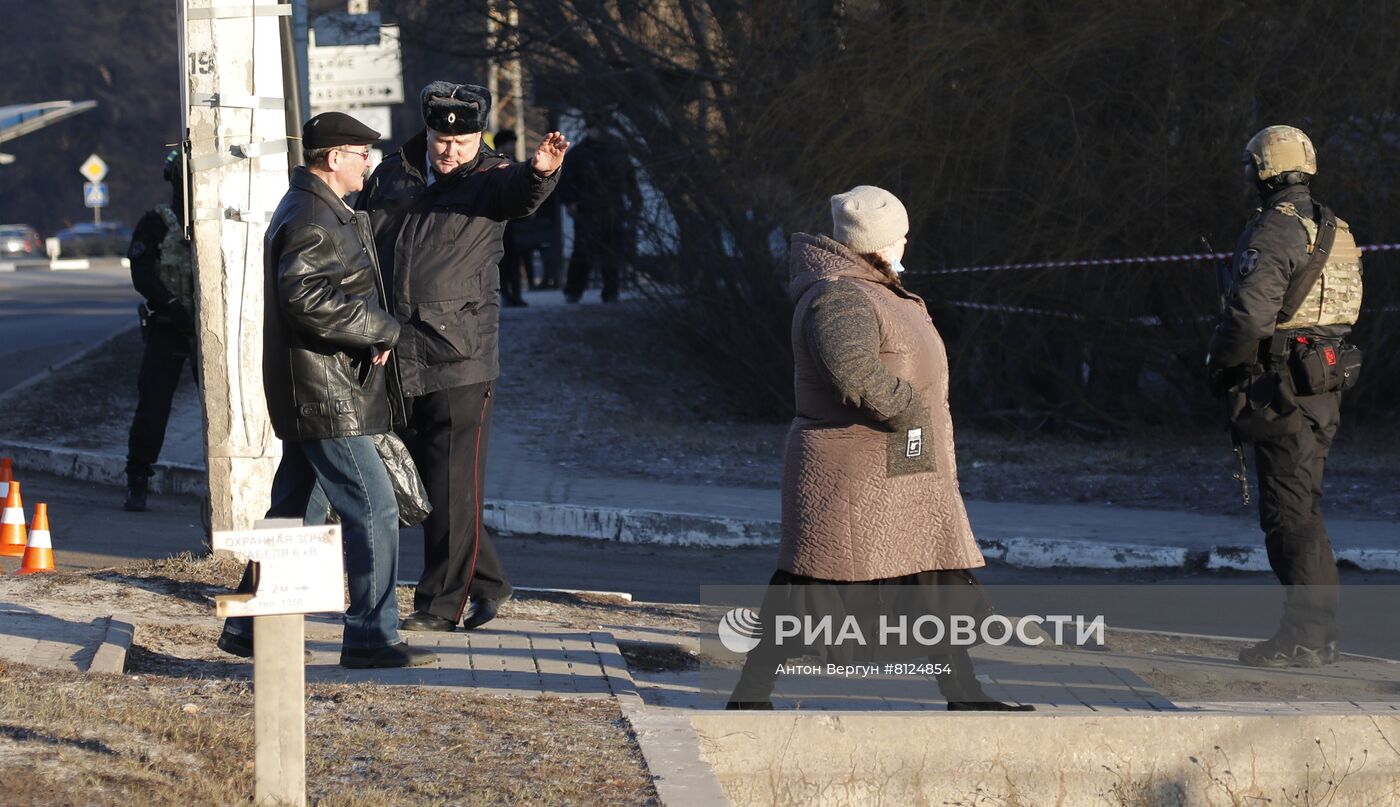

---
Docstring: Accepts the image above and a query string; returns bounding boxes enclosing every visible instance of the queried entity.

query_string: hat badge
[448,112,456,124]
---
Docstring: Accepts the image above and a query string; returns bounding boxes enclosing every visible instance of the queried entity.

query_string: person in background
[123,150,196,512]
[559,116,640,303]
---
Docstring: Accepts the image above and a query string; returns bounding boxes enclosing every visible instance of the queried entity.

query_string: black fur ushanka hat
[421,81,492,135]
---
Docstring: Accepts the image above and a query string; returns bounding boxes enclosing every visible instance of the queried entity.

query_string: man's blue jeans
[223,435,402,649]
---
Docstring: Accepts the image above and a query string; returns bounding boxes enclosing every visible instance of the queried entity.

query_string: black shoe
[123,478,149,512]
[217,629,314,661]
[725,700,774,710]
[400,611,457,632]
[461,594,509,630]
[1238,638,1327,669]
[947,701,1036,711]
[217,630,254,658]
[564,294,581,304]
[340,642,438,669]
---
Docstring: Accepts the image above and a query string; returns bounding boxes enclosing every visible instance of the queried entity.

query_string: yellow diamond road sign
[79,154,108,183]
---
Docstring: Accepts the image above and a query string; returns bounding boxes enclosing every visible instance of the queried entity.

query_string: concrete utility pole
[179,0,289,533]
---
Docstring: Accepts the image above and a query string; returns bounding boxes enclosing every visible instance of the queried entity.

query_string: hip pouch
[1229,369,1303,441]
[1288,337,1363,395]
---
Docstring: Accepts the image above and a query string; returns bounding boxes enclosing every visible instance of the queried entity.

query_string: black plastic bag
[373,432,432,527]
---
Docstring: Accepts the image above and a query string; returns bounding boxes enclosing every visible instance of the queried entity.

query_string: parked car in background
[55,222,132,257]
[0,224,43,257]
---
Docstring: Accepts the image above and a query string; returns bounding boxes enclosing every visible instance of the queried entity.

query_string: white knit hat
[830,185,909,254]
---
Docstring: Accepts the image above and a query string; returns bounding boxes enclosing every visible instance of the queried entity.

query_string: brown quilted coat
[778,234,984,580]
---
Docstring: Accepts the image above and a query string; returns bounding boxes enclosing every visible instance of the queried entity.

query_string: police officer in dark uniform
[559,116,641,303]
[123,150,197,512]
[1208,125,1364,668]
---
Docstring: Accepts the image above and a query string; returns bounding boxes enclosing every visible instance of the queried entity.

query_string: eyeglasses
[336,148,371,161]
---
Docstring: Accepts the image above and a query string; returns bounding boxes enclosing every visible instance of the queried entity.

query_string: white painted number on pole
[79,154,108,182]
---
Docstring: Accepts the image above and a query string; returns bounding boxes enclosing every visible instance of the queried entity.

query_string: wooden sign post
[213,519,345,807]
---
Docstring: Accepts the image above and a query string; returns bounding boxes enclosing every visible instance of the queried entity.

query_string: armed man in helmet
[122,150,198,512]
[1208,125,1364,669]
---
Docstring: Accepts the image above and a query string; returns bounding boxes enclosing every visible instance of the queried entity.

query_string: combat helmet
[1243,125,1316,182]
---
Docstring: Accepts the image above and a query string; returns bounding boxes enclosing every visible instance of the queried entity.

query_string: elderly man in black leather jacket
[218,112,435,670]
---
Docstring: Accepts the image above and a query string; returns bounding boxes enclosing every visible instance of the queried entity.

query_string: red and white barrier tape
[913,242,1400,276]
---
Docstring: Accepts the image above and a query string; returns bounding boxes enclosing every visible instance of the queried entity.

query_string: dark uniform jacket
[128,207,193,333]
[356,130,559,396]
[263,167,402,442]
[1209,184,1351,370]
[557,137,639,231]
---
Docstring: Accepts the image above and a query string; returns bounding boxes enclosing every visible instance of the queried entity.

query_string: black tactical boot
[123,476,149,512]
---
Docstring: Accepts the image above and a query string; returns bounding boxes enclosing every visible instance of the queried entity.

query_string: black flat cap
[302,111,381,150]
[421,81,491,135]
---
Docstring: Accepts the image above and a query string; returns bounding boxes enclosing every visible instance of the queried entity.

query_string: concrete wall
[692,713,1400,806]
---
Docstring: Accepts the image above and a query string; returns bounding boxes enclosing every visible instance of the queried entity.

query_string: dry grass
[0,661,657,806]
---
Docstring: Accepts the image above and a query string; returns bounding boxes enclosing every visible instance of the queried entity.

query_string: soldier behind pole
[1207,125,1364,668]
[122,150,197,512]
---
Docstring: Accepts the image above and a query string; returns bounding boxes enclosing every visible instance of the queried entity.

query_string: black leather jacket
[263,167,403,442]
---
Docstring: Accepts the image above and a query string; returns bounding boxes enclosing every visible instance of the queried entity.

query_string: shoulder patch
[128,241,146,259]
[1237,248,1260,278]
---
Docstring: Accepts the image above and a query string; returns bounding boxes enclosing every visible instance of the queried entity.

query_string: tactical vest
[156,205,195,311]
[1273,201,1363,330]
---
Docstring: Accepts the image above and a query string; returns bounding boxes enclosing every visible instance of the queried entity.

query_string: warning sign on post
[212,525,345,617]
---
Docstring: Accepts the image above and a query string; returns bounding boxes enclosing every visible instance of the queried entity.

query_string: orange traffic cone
[0,457,12,499]
[16,503,54,574]
[0,480,25,557]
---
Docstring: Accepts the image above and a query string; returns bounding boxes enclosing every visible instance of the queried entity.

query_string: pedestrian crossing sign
[83,181,109,208]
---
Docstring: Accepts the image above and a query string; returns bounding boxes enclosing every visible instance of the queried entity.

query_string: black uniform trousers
[125,321,192,480]
[1253,390,1341,649]
[403,381,512,622]
[564,220,624,301]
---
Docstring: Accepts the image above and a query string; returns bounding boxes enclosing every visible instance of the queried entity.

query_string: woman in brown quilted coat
[727,186,1033,711]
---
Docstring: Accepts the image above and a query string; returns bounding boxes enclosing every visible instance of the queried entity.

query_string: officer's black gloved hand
[1208,363,1248,399]
[164,301,196,335]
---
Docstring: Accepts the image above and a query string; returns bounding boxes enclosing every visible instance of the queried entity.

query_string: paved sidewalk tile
[301,619,620,699]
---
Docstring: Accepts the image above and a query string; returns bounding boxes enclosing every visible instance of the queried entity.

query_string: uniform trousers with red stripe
[403,381,513,622]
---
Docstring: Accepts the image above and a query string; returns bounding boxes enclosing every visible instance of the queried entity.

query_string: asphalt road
[0,262,137,392]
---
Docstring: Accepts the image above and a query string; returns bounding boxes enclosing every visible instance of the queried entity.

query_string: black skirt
[750,568,995,665]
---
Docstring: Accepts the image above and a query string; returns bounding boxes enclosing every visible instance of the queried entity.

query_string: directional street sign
[308,24,404,107]
[79,153,108,183]
[83,181,108,208]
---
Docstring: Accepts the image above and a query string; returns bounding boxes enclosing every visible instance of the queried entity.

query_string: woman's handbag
[372,432,432,527]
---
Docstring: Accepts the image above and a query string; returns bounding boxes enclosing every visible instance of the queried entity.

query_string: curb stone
[6,441,1400,574]
[89,615,135,674]
[592,631,731,807]
[0,440,207,496]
